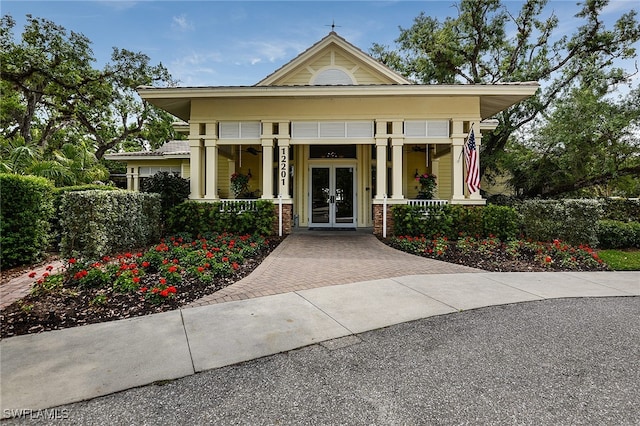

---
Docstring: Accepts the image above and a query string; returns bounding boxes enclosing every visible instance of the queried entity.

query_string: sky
[2,1,639,89]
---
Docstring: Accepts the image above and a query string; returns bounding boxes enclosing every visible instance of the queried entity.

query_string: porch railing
[219,199,259,213]
[407,199,449,208]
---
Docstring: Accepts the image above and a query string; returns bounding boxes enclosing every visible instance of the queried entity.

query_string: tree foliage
[504,83,640,197]
[370,0,640,184]
[0,14,178,163]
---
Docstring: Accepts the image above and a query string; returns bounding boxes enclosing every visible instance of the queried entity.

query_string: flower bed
[1,233,279,338]
[386,235,609,272]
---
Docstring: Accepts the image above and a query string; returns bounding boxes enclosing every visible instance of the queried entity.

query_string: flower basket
[230,172,250,198]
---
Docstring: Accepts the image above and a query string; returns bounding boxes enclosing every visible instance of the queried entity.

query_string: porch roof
[137,83,539,123]
[105,140,189,161]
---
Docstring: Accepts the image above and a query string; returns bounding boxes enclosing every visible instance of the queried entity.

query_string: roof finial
[325,20,341,33]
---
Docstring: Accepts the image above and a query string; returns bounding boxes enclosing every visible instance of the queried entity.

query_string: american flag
[464,127,480,193]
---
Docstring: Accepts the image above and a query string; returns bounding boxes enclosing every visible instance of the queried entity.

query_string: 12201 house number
[280,147,288,186]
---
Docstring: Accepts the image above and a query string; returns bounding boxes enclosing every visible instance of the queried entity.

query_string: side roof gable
[256,32,412,87]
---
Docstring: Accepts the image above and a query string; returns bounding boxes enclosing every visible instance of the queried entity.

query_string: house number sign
[280,147,288,186]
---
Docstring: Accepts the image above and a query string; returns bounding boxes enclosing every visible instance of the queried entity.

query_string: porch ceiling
[138,83,539,122]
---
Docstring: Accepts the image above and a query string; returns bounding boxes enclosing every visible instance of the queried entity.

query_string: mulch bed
[1,237,609,339]
[0,240,280,339]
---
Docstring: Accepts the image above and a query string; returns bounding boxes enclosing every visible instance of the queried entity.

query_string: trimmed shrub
[393,204,520,241]
[597,220,640,249]
[392,204,453,238]
[602,198,640,222]
[141,172,190,215]
[50,184,121,248]
[0,174,54,267]
[517,199,603,246]
[166,200,276,236]
[450,205,484,237]
[59,190,161,258]
[482,204,521,241]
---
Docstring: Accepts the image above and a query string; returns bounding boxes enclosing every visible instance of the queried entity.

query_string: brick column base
[373,204,394,238]
[272,204,292,236]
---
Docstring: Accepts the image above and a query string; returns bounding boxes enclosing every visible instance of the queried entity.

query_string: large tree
[0,14,177,161]
[503,81,640,197]
[370,0,640,183]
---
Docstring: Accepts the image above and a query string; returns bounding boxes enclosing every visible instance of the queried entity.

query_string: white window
[292,121,373,139]
[404,120,450,138]
[312,68,354,85]
[138,166,182,177]
[219,121,261,139]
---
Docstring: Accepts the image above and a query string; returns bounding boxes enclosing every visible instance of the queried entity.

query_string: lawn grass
[598,249,640,271]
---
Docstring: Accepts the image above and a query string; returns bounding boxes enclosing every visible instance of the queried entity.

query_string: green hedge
[50,184,121,247]
[597,220,640,249]
[0,174,55,267]
[516,199,603,246]
[392,204,520,241]
[602,198,640,222]
[167,200,276,237]
[59,190,161,259]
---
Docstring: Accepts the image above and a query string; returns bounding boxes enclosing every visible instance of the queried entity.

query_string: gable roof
[256,31,412,86]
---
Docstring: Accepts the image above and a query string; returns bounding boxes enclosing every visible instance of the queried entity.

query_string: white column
[127,167,134,191]
[132,167,140,191]
[375,138,387,199]
[261,138,274,199]
[451,120,465,202]
[391,121,404,200]
[204,139,218,200]
[374,120,388,200]
[189,139,203,199]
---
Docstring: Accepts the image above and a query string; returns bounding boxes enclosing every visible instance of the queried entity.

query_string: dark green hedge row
[59,190,161,259]
[597,220,640,249]
[167,200,276,237]
[1,174,55,267]
[392,204,520,241]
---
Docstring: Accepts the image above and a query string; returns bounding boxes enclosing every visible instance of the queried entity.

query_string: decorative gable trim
[256,32,412,87]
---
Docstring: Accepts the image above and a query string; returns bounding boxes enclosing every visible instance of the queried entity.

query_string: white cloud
[171,14,194,32]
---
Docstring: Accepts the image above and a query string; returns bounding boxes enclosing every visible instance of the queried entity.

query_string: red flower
[103,256,111,262]
[167,286,177,294]
[160,289,169,297]
[206,251,213,258]
[29,271,37,278]
[142,261,150,268]
[43,272,50,278]
[232,262,239,270]
[140,287,148,293]
[136,252,143,258]
[159,278,167,285]
[152,287,159,294]
[68,258,77,264]
[172,258,179,264]
[168,266,178,273]
[197,266,205,273]
[133,277,141,284]
[222,257,229,262]
[46,265,54,271]
[544,256,552,263]
[125,252,133,259]
[162,259,169,265]
[204,263,210,268]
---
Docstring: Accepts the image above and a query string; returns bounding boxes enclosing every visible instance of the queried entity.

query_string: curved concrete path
[186,229,480,307]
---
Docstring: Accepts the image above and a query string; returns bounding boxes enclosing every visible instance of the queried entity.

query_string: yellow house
[114,32,538,235]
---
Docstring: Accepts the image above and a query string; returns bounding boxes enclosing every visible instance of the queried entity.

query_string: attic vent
[312,68,354,85]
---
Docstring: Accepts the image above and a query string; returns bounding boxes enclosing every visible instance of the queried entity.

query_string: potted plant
[415,173,437,199]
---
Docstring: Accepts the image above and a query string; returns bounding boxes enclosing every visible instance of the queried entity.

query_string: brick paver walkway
[0,260,65,309]
[184,230,481,308]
